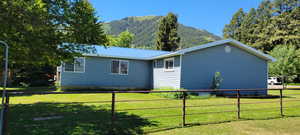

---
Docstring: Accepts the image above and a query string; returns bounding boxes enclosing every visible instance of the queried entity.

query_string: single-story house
[57,39,276,95]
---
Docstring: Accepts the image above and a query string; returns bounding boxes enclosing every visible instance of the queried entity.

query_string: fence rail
[2,88,300,135]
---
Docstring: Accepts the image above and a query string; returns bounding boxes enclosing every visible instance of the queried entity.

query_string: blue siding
[60,56,152,89]
[153,56,181,89]
[181,43,268,95]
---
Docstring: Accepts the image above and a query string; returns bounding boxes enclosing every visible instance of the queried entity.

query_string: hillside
[103,16,221,49]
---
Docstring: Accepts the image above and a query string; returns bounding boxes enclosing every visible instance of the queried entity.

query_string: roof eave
[83,53,152,60]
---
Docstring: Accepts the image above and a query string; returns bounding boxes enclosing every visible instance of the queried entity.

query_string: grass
[5,89,300,135]
[288,83,300,86]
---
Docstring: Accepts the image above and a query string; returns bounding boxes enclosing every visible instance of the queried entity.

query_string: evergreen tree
[252,0,274,51]
[268,7,300,49]
[156,12,180,51]
[65,0,107,45]
[240,8,258,44]
[223,8,245,41]
[274,0,300,14]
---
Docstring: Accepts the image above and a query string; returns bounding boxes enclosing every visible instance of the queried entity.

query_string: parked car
[268,77,282,85]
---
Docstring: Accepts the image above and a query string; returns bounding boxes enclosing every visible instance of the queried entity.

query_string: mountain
[103,16,221,49]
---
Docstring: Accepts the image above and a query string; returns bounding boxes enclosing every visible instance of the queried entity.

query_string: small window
[164,58,174,70]
[64,57,85,73]
[111,60,120,74]
[111,60,129,75]
[120,61,129,75]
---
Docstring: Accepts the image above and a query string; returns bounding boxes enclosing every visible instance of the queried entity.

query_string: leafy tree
[118,30,135,47]
[107,30,135,47]
[269,45,300,82]
[0,0,107,86]
[156,12,180,51]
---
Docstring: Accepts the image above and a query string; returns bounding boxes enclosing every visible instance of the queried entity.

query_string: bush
[152,87,189,99]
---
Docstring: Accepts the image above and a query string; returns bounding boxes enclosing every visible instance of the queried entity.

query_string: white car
[268,77,282,85]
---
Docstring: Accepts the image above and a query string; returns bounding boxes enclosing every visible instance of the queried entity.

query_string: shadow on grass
[9,103,157,135]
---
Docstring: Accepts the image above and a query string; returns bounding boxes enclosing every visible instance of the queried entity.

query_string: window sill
[64,71,85,73]
[164,69,175,72]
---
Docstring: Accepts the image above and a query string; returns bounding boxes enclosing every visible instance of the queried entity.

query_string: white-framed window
[164,58,174,71]
[64,57,85,73]
[111,59,129,75]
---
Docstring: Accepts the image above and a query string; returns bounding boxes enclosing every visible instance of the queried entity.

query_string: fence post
[280,89,283,117]
[2,94,9,135]
[111,92,116,134]
[237,89,240,119]
[182,91,186,127]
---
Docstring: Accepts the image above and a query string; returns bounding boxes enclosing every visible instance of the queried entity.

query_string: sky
[89,0,263,37]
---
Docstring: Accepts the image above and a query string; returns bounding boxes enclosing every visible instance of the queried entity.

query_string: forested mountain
[103,16,221,49]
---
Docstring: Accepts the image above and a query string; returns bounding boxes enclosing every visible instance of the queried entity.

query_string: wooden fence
[1,88,300,135]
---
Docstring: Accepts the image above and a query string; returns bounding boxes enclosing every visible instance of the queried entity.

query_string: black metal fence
[2,88,300,135]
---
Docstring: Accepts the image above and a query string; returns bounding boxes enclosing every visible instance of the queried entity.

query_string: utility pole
[0,41,9,135]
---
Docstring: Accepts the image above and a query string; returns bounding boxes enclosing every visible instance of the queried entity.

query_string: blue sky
[89,0,262,37]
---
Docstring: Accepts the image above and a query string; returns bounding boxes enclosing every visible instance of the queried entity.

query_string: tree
[224,0,300,52]
[107,30,135,48]
[118,30,135,47]
[240,8,258,44]
[156,12,180,51]
[267,7,300,50]
[65,0,107,45]
[223,8,245,41]
[273,0,300,14]
[0,0,108,86]
[269,45,300,83]
[252,0,274,51]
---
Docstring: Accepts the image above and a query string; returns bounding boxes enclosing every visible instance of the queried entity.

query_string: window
[111,60,119,74]
[111,60,129,75]
[153,60,158,68]
[64,57,85,73]
[164,58,174,70]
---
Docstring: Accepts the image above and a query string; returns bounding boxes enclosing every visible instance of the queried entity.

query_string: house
[57,39,276,95]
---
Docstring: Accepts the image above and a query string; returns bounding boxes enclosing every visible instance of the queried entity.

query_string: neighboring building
[57,39,276,95]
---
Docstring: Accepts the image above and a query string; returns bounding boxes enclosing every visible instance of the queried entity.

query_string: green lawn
[288,83,300,86]
[6,90,300,135]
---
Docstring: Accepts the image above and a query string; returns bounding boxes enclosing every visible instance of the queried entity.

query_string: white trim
[179,54,183,88]
[63,57,85,73]
[163,57,175,72]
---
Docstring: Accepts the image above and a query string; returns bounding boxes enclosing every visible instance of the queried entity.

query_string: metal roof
[83,46,170,60]
[82,39,276,62]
